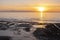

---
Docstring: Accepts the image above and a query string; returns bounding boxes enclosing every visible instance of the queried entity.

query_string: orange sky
[0,0,60,12]
[0,5,60,12]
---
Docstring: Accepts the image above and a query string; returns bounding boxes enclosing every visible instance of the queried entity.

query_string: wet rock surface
[0,21,60,40]
[33,24,60,40]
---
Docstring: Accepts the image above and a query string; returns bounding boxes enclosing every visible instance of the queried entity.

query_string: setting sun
[38,7,45,12]
[35,6,46,21]
[35,6,45,18]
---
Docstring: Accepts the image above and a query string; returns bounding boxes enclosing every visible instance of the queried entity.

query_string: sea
[0,12,60,23]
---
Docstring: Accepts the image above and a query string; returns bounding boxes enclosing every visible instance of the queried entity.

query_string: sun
[38,7,45,12]
[34,6,46,12]
[35,6,46,20]
[35,6,46,19]
[35,6,45,17]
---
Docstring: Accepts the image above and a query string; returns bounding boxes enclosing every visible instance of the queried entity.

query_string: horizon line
[0,11,60,13]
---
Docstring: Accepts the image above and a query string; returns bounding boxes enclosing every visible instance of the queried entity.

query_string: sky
[0,0,60,11]
[0,0,60,5]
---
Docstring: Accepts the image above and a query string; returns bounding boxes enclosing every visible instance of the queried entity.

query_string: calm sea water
[0,12,60,23]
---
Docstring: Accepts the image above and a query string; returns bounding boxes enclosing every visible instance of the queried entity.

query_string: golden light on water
[36,6,45,20]
[40,11,43,18]
[35,6,45,19]
[38,7,45,18]
[34,6,46,28]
